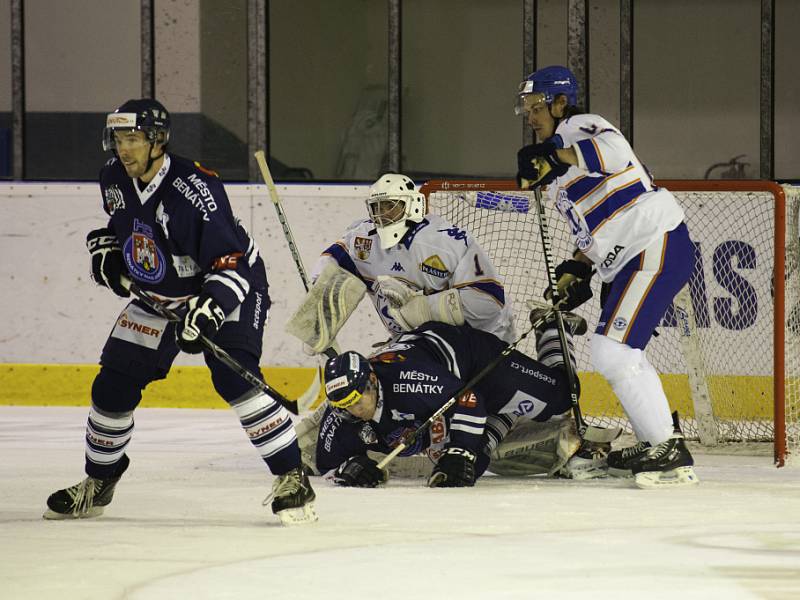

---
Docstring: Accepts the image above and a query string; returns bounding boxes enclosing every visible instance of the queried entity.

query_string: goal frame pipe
[420,178,788,466]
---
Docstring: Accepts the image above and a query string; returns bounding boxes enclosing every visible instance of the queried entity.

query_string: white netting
[424,180,800,464]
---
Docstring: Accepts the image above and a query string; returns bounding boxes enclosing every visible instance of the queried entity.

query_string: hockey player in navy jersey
[43,99,316,524]
[513,66,699,488]
[316,319,580,488]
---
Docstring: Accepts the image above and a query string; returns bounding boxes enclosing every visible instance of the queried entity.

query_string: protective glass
[367,197,407,227]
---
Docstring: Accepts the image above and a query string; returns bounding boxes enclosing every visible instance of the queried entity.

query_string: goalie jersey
[545,114,686,282]
[315,213,516,342]
[99,154,265,315]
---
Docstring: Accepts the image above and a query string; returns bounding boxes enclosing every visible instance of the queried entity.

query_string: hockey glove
[332,455,388,488]
[175,293,226,354]
[543,259,594,311]
[516,142,569,190]
[428,447,477,488]
[376,275,418,309]
[86,228,130,298]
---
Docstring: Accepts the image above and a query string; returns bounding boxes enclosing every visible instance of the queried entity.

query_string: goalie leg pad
[488,416,579,476]
[285,263,367,353]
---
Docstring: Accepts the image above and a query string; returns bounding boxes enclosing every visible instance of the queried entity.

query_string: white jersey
[313,214,517,343]
[546,113,685,282]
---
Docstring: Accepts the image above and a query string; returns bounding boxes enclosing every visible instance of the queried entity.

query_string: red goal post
[420,178,800,466]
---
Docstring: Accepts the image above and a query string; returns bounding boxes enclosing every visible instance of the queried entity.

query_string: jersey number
[473,255,484,276]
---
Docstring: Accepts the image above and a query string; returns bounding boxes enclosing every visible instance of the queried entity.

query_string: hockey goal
[421,179,800,466]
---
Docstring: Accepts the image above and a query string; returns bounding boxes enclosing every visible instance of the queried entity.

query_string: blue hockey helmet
[103,98,171,151]
[515,65,578,115]
[324,351,373,409]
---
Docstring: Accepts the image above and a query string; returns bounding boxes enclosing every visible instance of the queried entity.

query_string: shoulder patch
[193,161,218,178]
[353,236,373,261]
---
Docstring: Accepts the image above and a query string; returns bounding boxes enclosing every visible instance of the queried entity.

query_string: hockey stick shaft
[376,317,542,470]
[254,150,338,364]
[123,279,298,414]
[532,187,620,444]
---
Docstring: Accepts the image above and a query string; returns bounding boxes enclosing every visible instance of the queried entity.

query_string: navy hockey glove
[86,228,130,298]
[332,455,388,488]
[516,142,569,190]
[175,293,226,354]
[428,447,476,488]
[544,259,594,311]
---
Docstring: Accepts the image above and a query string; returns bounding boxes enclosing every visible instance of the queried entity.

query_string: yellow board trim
[0,364,774,419]
[0,364,321,409]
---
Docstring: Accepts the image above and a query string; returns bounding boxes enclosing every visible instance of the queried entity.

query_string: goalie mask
[324,351,373,409]
[514,65,578,116]
[103,98,171,152]
[366,173,426,249]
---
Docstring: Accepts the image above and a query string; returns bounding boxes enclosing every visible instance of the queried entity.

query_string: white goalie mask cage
[366,173,426,249]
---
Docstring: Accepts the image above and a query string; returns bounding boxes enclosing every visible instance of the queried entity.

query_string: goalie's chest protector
[350,216,468,294]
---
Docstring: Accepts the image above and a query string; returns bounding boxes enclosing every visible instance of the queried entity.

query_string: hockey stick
[254,150,336,412]
[375,314,544,470]
[122,278,300,415]
[254,150,338,362]
[532,187,621,444]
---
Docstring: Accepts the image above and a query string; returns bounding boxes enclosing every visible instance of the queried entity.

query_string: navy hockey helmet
[103,98,171,151]
[514,65,578,115]
[324,351,373,409]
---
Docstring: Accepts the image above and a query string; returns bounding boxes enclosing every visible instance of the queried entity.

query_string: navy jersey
[99,153,265,315]
[316,322,572,474]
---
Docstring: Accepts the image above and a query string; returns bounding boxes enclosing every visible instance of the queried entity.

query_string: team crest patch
[123,218,166,283]
[419,255,449,278]
[104,185,125,215]
[354,237,373,260]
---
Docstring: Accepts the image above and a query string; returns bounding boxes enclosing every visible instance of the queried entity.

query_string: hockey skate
[43,455,130,520]
[557,439,611,480]
[265,467,318,525]
[528,302,588,336]
[606,440,651,478]
[632,436,698,488]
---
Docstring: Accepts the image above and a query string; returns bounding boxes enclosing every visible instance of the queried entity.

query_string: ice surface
[1,407,799,600]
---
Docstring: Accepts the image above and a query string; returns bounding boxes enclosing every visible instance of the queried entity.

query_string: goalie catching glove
[332,455,388,488]
[543,259,594,311]
[175,293,226,354]
[376,276,465,331]
[428,447,476,488]
[86,228,130,298]
[516,141,569,190]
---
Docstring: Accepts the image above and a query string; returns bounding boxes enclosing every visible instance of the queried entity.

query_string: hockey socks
[230,388,302,474]
[85,405,134,479]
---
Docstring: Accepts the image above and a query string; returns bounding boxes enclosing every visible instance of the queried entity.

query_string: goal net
[422,179,800,466]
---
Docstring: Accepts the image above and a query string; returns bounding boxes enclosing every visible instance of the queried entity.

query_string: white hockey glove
[389,288,466,331]
[376,275,418,308]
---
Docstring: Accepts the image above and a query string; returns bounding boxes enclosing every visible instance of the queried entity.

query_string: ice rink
[1,406,798,600]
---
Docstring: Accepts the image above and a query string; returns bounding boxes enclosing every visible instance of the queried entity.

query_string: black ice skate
[631,436,699,488]
[43,455,130,520]
[265,467,318,525]
[558,439,611,480]
[606,440,651,477]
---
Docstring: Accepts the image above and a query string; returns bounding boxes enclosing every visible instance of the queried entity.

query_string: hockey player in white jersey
[289,173,588,479]
[513,65,699,488]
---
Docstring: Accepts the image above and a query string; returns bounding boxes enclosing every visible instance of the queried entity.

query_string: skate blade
[275,502,318,526]
[43,506,105,520]
[607,467,634,479]
[634,466,699,489]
